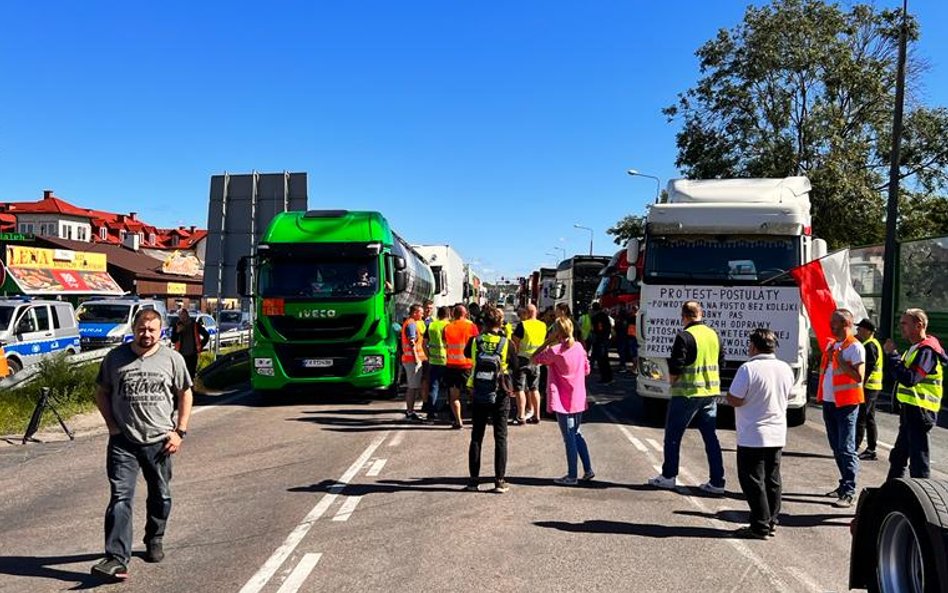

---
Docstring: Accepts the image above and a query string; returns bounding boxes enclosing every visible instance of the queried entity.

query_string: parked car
[76,297,169,350]
[218,310,250,332]
[0,299,81,375]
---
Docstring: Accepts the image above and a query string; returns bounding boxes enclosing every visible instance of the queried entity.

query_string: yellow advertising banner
[167,282,188,295]
[5,246,107,272]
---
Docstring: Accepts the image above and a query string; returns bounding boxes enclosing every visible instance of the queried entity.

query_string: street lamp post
[627,169,662,203]
[573,224,593,255]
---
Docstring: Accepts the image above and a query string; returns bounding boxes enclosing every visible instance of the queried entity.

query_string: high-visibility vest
[426,319,449,366]
[504,322,513,339]
[579,314,592,340]
[0,347,9,378]
[401,319,427,363]
[862,336,883,391]
[627,322,637,338]
[174,322,205,354]
[817,335,865,406]
[671,324,721,398]
[896,337,944,413]
[466,331,510,388]
[444,319,478,369]
[518,319,547,358]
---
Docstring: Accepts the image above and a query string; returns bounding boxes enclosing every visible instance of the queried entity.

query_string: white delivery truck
[634,176,825,426]
[413,245,465,308]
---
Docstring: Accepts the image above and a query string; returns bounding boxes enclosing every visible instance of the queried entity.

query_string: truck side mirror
[394,256,407,271]
[626,238,639,262]
[812,238,828,261]
[237,257,249,297]
[440,270,448,296]
[626,266,638,282]
[394,270,408,293]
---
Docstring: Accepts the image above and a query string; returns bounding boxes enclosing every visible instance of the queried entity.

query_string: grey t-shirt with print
[96,343,193,445]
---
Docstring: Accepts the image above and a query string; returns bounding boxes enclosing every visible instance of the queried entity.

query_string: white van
[76,297,169,350]
[0,299,81,375]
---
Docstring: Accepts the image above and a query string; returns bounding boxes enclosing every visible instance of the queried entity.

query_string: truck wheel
[870,478,948,593]
[6,358,22,376]
[787,405,807,427]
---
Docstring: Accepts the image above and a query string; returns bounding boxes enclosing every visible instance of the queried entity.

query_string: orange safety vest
[0,347,9,378]
[174,322,205,355]
[400,319,427,363]
[444,319,478,369]
[817,335,865,406]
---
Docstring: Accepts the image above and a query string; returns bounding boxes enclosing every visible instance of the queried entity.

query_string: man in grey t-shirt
[91,308,192,582]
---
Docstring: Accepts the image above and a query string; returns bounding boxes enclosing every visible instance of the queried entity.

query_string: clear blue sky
[2,1,946,281]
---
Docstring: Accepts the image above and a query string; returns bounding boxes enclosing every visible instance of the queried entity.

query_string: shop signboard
[4,246,123,295]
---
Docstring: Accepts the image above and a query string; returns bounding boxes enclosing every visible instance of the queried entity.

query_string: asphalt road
[1,372,946,593]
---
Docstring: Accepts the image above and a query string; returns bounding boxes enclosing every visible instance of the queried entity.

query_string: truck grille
[268,314,367,341]
[273,343,360,378]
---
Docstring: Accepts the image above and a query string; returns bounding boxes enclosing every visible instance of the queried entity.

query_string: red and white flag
[790,249,869,348]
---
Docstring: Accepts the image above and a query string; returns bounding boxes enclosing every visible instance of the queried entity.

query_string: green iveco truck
[238,210,434,395]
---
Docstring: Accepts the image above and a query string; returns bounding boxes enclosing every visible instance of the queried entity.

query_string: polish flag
[790,249,869,348]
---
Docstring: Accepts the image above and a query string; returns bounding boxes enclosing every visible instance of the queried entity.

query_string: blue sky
[2,1,946,281]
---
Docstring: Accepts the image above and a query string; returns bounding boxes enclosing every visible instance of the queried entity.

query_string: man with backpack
[464,306,516,493]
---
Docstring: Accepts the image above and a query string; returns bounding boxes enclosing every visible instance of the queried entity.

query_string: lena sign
[640,285,801,363]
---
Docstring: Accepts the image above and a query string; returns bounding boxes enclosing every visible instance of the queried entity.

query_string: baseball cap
[856,318,876,332]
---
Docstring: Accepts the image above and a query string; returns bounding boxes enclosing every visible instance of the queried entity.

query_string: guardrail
[0,330,250,391]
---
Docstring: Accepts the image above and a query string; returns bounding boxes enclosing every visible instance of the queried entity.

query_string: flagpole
[758,248,850,286]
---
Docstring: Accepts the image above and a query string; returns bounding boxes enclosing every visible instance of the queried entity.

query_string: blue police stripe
[4,337,80,357]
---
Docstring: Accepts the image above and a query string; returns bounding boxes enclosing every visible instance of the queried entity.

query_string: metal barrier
[0,330,250,391]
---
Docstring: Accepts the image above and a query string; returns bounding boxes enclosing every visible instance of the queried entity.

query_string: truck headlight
[254,357,275,376]
[639,357,667,382]
[362,355,384,373]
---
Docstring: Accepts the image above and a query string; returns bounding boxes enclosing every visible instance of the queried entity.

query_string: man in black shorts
[512,304,546,424]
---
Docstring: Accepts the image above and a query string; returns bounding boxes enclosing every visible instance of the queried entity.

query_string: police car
[0,299,81,375]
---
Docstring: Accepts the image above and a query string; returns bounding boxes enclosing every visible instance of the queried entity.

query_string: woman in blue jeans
[533,317,594,485]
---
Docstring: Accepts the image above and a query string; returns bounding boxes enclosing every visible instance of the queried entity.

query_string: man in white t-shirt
[817,309,865,508]
[726,328,793,539]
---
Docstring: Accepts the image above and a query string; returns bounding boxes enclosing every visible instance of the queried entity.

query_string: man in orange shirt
[443,304,479,429]
[401,304,427,422]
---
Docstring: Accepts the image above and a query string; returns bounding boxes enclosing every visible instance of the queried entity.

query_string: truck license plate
[302,358,333,368]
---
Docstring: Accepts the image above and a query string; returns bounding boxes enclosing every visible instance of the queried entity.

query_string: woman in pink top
[533,317,594,485]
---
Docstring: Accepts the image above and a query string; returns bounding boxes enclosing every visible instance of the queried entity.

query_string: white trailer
[413,245,466,308]
[634,177,826,426]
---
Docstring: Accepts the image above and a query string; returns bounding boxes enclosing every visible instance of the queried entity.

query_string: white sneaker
[698,482,725,495]
[647,474,677,489]
[524,410,535,421]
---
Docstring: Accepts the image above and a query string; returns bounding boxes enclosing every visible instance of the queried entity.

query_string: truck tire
[869,478,948,593]
[6,357,22,376]
[787,405,807,427]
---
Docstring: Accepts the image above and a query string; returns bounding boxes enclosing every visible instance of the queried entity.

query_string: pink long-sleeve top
[534,341,590,415]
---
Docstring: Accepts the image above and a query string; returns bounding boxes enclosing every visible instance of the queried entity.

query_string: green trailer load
[238,210,434,394]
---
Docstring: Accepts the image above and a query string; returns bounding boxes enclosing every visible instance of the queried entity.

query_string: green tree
[606,215,645,246]
[663,0,948,248]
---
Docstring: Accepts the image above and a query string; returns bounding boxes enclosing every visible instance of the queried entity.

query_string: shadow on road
[0,552,103,589]
[675,509,852,529]
[534,519,736,539]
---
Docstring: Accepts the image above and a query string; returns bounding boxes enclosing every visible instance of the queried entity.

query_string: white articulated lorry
[413,245,466,308]
[634,176,825,426]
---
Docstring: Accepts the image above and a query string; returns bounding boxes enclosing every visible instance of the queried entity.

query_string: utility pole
[879,0,909,340]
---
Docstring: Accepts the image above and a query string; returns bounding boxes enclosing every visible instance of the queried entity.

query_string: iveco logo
[297,309,337,319]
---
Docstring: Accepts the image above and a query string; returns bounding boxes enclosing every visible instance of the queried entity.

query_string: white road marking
[876,440,893,450]
[275,553,322,593]
[594,401,806,593]
[332,496,362,522]
[388,430,405,447]
[238,434,386,593]
[366,458,387,477]
[785,566,825,593]
[191,389,251,415]
[645,437,663,452]
[628,436,648,453]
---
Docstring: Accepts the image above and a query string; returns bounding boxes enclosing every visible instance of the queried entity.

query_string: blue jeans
[822,402,859,496]
[886,404,936,480]
[104,433,173,564]
[557,412,593,480]
[661,396,725,488]
[429,364,445,409]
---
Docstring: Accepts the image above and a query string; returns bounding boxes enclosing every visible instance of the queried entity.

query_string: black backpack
[471,335,507,405]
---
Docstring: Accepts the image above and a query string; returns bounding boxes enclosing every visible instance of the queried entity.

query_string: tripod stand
[22,387,74,444]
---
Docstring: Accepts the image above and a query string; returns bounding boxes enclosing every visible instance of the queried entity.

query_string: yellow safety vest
[671,324,721,398]
[426,319,449,366]
[466,332,510,388]
[579,314,592,340]
[897,343,943,413]
[863,336,883,391]
[518,319,547,358]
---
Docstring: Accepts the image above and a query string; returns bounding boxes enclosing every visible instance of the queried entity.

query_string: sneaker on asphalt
[833,494,855,508]
[580,471,596,482]
[733,526,769,540]
[524,410,535,421]
[526,417,540,425]
[144,541,164,563]
[647,474,677,489]
[91,557,128,581]
[464,482,479,492]
[698,482,726,495]
[858,449,878,461]
[451,422,464,430]
[554,476,578,486]
[493,480,510,493]
[405,411,423,422]
[825,487,842,498]
[510,418,523,426]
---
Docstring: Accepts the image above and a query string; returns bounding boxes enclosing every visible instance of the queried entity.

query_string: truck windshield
[77,304,131,324]
[596,274,637,298]
[0,306,16,331]
[259,258,379,299]
[645,235,799,285]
